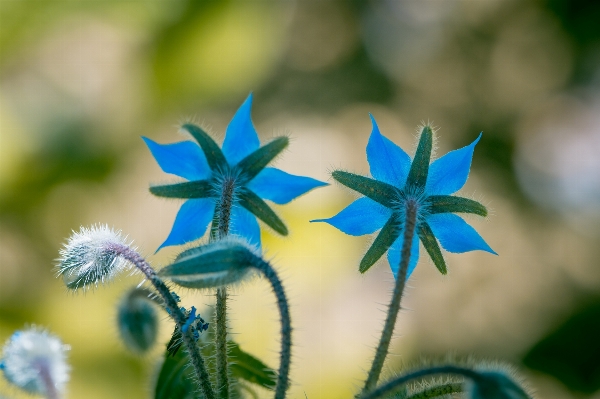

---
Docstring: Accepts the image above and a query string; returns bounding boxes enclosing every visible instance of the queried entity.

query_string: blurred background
[1,0,600,398]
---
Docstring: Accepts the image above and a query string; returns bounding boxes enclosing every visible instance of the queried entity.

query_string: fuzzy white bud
[56,224,131,291]
[1,327,70,397]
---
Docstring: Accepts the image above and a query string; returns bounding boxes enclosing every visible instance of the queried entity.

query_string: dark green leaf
[182,124,227,171]
[237,137,288,181]
[418,222,447,275]
[229,341,277,390]
[405,126,433,189]
[154,348,200,399]
[360,216,399,273]
[150,180,213,199]
[239,190,288,235]
[332,171,398,208]
[428,195,487,216]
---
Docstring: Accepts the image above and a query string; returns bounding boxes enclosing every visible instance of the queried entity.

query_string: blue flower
[144,94,327,250]
[312,116,496,279]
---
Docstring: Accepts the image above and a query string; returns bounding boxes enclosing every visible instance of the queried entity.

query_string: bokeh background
[2,0,600,398]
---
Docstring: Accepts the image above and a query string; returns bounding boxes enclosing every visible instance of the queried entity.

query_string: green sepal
[182,123,228,171]
[229,341,277,391]
[406,126,433,189]
[332,171,398,208]
[418,222,447,275]
[159,243,256,289]
[359,216,400,274]
[428,195,487,216]
[237,137,289,181]
[149,180,213,199]
[238,190,288,235]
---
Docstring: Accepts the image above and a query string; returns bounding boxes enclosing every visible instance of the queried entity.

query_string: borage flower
[313,116,496,279]
[144,95,327,250]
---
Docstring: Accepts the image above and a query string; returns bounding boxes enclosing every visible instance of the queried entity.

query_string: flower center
[392,185,430,228]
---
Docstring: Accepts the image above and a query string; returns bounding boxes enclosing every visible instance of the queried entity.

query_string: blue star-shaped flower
[144,94,327,250]
[313,116,496,279]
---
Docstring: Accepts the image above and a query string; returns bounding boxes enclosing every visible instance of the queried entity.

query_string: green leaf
[229,341,277,390]
[150,180,213,199]
[418,222,447,275]
[237,137,289,181]
[332,171,398,208]
[238,190,288,235]
[182,123,227,171]
[154,348,200,399]
[156,326,275,399]
[360,216,399,273]
[405,126,433,189]
[428,195,487,216]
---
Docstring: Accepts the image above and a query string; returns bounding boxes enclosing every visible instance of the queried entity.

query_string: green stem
[214,176,235,399]
[360,366,478,399]
[252,259,292,399]
[112,244,215,399]
[362,200,418,394]
[406,382,463,399]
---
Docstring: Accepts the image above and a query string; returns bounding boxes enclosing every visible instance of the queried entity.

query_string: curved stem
[361,366,478,399]
[252,259,292,399]
[213,176,235,399]
[362,200,418,394]
[111,244,216,399]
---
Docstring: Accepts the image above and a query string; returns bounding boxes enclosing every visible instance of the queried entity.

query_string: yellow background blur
[2,1,600,398]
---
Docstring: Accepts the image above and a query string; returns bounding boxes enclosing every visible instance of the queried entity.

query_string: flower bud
[159,238,260,289]
[1,327,70,396]
[56,225,131,291]
[468,371,530,399]
[117,289,159,354]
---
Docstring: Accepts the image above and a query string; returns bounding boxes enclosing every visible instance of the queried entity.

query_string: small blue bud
[182,307,197,333]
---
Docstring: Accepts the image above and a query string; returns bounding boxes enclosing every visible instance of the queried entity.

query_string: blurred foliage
[523,298,600,394]
[2,0,600,397]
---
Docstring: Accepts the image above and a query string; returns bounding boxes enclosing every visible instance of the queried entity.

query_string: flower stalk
[362,199,418,394]
[213,175,236,399]
[108,243,216,399]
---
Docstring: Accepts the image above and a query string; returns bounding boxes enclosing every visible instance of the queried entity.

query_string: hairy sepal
[428,195,487,217]
[238,190,288,235]
[237,137,289,181]
[360,216,400,274]
[181,123,227,171]
[149,180,213,199]
[332,171,398,208]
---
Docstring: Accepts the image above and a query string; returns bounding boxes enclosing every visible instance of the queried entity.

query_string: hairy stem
[362,200,418,394]
[112,244,215,399]
[252,259,292,399]
[36,361,59,399]
[360,366,479,399]
[214,176,235,399]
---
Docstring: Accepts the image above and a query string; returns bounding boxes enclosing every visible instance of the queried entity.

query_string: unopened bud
[159,238,260,289]
[1,327,70,397]
[56,225,132,291]
[117,289,159,354]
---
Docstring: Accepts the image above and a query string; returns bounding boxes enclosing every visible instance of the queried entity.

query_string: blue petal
[222,94,261,166]
[143,137,211,181]
[426,133,481,195]
[387,231,420,280]
[311,197,391,236]
[248,167,328,205]
[366,114,411,187]
[230,205,261,248]
[158,198,216,251]
[427,213,496,254]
